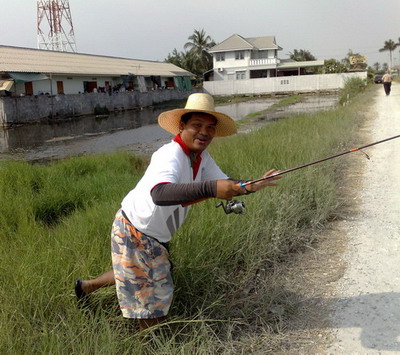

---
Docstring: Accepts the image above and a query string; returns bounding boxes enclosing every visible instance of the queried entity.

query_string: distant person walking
[382,72,393,96]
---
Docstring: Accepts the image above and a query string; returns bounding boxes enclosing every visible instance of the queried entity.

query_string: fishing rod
[217,134,400,215]
[241,134,400,187]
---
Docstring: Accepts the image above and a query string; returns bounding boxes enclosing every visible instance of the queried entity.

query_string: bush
[339,76,367,105]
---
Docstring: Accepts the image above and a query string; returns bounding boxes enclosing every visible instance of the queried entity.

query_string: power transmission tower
[37,0,77,52]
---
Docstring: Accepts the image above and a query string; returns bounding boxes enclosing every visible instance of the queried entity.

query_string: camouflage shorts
[111,209,173,319]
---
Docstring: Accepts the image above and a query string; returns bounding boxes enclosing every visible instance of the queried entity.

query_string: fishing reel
[216,200,246,215]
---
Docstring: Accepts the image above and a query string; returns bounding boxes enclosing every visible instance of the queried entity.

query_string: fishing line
[216,134,400,214]
[240,134,400,188]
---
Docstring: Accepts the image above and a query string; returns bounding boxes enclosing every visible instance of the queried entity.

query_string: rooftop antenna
[37,0,77,52]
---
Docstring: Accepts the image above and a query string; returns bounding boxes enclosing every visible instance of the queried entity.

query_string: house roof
[0,45,193,77]
[246,36,282,51]
[208,34,282,53]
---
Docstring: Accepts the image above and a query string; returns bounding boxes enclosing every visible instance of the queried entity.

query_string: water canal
[0,94,338,162]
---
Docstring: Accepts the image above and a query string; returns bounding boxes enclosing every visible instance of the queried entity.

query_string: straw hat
[158,93,237,137]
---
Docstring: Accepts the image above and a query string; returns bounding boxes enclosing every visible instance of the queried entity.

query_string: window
[258,51,268,59]
[236,71,246,80]
[235,51,244,60]
[216,53,225,61]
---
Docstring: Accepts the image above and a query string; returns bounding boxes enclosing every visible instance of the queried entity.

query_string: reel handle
[216,200,246,214]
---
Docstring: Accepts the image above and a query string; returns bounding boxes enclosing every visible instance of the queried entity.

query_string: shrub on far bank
[339,76,367,106]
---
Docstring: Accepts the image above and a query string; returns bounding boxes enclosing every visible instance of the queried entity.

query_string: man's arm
[151,181,217,206]
[151,179,251,206]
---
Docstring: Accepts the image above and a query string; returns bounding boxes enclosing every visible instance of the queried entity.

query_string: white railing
[249,58,279,66]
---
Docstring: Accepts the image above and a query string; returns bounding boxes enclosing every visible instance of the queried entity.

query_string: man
[75,93,281,330]
[382,72,393,96]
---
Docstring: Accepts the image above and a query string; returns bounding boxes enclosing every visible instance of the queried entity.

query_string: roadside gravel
[325,82,400,354]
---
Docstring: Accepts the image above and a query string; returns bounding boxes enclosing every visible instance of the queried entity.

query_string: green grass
[0,85,372,354]
[338,76,368,105]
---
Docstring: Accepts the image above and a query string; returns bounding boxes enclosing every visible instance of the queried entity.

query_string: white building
[207,34,324,82]
[204,34,366,96]
[0,45,193,96]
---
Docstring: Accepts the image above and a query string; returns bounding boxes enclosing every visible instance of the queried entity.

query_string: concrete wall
[0,89,199,127]
[62,78,86,95]
[204,72,367,96]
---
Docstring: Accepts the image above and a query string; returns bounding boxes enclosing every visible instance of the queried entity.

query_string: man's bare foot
[74,279,91,307]
[79,279,96,294]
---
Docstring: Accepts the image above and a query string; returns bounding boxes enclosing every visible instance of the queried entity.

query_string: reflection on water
[217,98,277,120]
[0,106,165,152]
[271,95,339,115]
[0,94,338,161]
[217,95,338,120]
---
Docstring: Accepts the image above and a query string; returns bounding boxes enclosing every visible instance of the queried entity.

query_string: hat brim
[158,109,237,137]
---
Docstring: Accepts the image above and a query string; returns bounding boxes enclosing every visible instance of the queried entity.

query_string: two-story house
[207,34,324,81]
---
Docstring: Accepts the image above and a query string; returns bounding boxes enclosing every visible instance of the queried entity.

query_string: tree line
[165,30,400,80]
[165,29,215,84]
[378,38,399,71]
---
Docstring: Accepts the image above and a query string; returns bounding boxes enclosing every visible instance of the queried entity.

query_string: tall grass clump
[0,152,146,354]
[0,87,374,354]
[338,76,368,105]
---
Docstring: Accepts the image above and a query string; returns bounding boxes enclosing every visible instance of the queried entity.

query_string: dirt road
[326,82,400,354]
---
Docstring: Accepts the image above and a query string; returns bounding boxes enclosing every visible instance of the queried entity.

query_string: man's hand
[216,179,243,200]
[244,169,282,193]
[216,170,282,200]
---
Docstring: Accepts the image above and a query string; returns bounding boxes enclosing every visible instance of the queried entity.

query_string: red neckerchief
[173,135,202,179]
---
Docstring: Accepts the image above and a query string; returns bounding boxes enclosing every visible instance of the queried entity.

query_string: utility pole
[37,0,77,52]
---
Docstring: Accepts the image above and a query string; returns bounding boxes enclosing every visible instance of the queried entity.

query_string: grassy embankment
[0,78,369,354]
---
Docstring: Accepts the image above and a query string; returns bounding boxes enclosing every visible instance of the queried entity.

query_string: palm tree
[165,48,183,67]
[181,51,196,73]
[373,62,381,72]
[184,29,215,79]
[398,37,400,67]
[379,39,398,69]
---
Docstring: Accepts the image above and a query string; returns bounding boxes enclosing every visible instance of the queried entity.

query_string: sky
[1,0,399,67]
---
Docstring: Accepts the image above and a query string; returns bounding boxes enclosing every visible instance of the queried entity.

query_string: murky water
[217,95,337,120]
[0,94,338,161]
